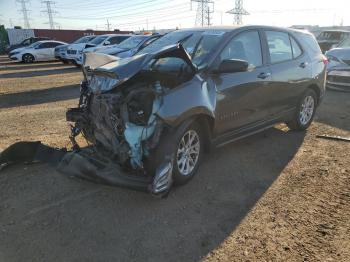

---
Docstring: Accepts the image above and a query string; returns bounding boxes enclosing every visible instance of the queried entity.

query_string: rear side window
[220,30,263,68]
[290,37,302,58]
[266,31,293,63]
[299,34,322,56]
[109,36,129,45]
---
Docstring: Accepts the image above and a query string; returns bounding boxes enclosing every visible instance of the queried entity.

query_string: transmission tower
[105,19,111,31]
[191,0,214,27]
[227,0,249,25]
[41,0,57,29]
[16,0,31,28]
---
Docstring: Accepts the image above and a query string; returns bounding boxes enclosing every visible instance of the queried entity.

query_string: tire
[287,89,317,131]
[22,53,34,63]
[171,121,204,185]
[147,119,204,185]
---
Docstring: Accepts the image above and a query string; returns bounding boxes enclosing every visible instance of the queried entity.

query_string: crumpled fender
[157,76,216,127]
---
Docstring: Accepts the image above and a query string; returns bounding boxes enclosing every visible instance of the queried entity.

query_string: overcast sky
[0,0,349,31]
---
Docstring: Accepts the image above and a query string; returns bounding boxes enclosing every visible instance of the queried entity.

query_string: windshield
[139,30,226,66]
[338,37,350,48]
[117,36,146,49]
[89,35,108,45]
[74,36,95,44]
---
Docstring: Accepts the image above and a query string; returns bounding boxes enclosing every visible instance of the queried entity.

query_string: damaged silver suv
[62,26,326,196]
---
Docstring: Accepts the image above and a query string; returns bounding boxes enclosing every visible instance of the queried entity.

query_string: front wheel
[22,53,34,63]
[287,89,317,131]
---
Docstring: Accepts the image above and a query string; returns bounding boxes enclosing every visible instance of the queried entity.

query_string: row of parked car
[6,29,350,92]
[7,33,163,66]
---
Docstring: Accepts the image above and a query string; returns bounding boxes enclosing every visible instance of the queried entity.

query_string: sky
[0,0,349,31]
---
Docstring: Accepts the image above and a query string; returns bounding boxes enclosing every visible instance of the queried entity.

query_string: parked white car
[66,34,131,65]
[9,40,67,63]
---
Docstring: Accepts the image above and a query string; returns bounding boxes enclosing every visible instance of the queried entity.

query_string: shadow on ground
[0,84,80,108]
[0,67,80,78]
[0,62,74,71]
[0,127,305,262]
[315,90,350,132]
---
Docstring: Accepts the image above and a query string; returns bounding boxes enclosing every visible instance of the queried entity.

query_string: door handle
[257,72,271,79]
[299,62,308,68]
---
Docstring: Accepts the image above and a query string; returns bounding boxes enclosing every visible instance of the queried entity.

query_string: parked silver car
[326,38,350,92]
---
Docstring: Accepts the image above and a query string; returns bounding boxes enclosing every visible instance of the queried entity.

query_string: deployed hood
[83,44,197,93]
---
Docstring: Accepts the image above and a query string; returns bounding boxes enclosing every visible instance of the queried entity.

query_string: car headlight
[89,74,119,93]
[10,51,19,56]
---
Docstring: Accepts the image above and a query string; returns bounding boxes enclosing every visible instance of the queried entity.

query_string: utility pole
[41,1,57,29]
[16,0,31,28]
[105,19,111,31]
[227,0,249,25]
[190,0,214,27]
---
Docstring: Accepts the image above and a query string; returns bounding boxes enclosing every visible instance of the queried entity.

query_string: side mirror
[104,40,111,46]
[216,59,249,73]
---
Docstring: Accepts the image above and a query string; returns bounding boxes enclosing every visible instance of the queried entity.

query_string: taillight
[322,55,329,65]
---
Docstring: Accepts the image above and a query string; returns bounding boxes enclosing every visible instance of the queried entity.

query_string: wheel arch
[22,53,35,62]
[307,84,321,105]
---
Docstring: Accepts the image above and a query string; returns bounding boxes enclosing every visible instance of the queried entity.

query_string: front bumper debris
[0,142,173,196]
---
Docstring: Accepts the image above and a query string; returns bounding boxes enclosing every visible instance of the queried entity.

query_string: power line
[16,0,31,28]
[59,2,189,20]
[191,0,214,27]
[227,0,249,25]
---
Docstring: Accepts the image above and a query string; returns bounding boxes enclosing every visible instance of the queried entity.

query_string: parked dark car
[316,30,350,53]
[61,26,327,196]
[6,36,51,53]
[98,34,162,58]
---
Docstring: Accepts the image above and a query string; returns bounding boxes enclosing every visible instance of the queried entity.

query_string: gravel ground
[0,56,349,262]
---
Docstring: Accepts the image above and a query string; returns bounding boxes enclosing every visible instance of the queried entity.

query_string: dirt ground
[0,55,349,262]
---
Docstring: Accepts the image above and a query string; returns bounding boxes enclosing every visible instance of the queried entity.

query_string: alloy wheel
[299,95,315,126]
[176,130,200,176]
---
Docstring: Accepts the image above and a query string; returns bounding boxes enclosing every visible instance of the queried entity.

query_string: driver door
[35,42,54,60]
[212,30,273,135]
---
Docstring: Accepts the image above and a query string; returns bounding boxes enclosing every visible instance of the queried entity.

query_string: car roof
[37,40,67,44]
[97,34,132,37]
[172,25,314,36]
[320,30,350,33]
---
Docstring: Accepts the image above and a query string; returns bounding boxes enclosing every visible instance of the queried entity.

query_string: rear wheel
[22,53,34,63]
[287,89,317,131]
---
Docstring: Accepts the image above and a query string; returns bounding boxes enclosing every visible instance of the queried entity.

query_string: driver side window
[220,31,263,69]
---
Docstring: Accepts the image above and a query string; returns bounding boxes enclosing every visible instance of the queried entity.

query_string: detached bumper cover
[0,142,173,195]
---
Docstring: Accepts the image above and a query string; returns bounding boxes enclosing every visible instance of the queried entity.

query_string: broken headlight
[89,74,119,94]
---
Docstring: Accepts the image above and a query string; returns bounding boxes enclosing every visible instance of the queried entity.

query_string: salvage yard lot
[0,55,349,261]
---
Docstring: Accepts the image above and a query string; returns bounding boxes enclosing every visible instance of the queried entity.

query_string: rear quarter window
[296,33,322,56]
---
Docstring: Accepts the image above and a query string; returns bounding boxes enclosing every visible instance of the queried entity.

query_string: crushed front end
[61,48,195,195]
[58,54,178,194]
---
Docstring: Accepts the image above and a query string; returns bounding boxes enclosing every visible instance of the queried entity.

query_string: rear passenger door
[264,30,311,117]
